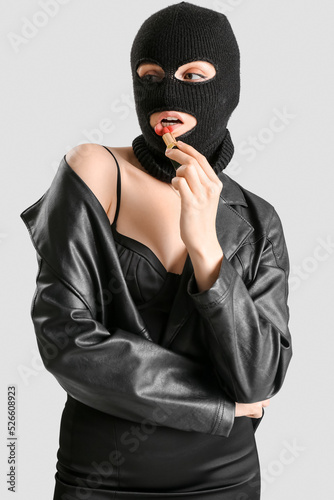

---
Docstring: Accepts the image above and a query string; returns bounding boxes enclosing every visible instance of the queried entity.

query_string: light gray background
[1,0,333,498]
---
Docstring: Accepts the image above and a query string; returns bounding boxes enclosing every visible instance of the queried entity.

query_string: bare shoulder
[65,143,118,216]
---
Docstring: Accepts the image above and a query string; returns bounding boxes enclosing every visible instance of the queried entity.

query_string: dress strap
[102,146,121,226]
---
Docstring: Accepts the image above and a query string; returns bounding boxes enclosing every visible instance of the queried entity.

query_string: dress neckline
[101,144,189,278]
[111,223,188,278]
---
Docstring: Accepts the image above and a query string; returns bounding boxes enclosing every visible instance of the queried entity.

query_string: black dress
[53,146,261,499]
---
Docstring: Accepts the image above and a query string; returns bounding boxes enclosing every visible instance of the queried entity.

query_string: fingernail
[165,148,171,154]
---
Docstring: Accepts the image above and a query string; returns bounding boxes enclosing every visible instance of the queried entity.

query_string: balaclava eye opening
[130,1,240,183]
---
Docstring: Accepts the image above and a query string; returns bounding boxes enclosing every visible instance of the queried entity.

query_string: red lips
[155,124,174,136]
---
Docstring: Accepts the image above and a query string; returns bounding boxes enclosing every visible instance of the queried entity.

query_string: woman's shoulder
[65,143,122,217]
[65,143,121,172]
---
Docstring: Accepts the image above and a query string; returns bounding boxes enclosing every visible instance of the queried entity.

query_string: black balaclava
[130,1,240,183]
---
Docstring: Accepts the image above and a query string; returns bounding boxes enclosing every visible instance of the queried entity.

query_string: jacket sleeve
[31,254,236,438]
[187,206,293,404]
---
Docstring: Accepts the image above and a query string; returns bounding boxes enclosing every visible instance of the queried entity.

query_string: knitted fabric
[130,1,240,182]
[132,128,234,184]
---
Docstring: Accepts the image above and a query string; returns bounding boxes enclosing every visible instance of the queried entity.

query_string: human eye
[137,62,164,82]
[176,61,216,82]
[183,72,206,81]
[141,74,160,83]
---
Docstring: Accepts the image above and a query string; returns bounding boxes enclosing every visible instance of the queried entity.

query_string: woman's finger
[173,163,205,198]
[176,141,221,184]
[172,175,193,203]
[166,147,212,188]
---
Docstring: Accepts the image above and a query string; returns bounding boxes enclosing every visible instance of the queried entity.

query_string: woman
[20,2,292,499]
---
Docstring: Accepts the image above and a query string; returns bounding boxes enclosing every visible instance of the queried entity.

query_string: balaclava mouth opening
[130,1,240,183]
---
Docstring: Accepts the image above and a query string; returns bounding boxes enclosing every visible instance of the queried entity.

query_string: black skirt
[53,395,261,499]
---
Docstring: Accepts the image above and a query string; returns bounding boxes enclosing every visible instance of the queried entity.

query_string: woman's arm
[31,253,236,437]
[187,206,292,404]
[164,141,292,404]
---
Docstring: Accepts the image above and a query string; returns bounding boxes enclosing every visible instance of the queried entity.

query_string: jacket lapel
[161,171,254,349]
[216,172,255,261]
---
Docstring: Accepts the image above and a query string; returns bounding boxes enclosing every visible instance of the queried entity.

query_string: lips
[153,111,184,136]
[156,111,184,126]
[161,118,182,126]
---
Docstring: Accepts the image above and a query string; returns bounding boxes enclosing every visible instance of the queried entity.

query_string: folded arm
[187,207,293,403]
[31,255,236,437]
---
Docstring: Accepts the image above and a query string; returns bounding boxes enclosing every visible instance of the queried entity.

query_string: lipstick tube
[162,130,182,171]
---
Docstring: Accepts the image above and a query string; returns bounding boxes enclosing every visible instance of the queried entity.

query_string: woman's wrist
[188,242,224,293]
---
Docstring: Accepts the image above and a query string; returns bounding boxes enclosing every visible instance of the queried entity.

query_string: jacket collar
[218,170,249,207]
[162,170,254,348]
[20,158,254,347]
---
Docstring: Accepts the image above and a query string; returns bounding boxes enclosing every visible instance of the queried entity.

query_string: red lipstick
[154,125,182,171]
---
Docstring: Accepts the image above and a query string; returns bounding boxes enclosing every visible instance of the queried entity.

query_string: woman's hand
[165,141,223,254]
[235,399,271,418]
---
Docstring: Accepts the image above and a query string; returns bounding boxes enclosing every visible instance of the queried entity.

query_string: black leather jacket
[20,155,292,439]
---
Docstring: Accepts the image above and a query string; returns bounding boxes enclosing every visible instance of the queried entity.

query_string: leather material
[20,154,292,441]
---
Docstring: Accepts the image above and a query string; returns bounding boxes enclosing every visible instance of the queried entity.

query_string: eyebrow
[183,61,212,67]
[137,61,215,77]
[139,61,214,69]
[137,63,163,71]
